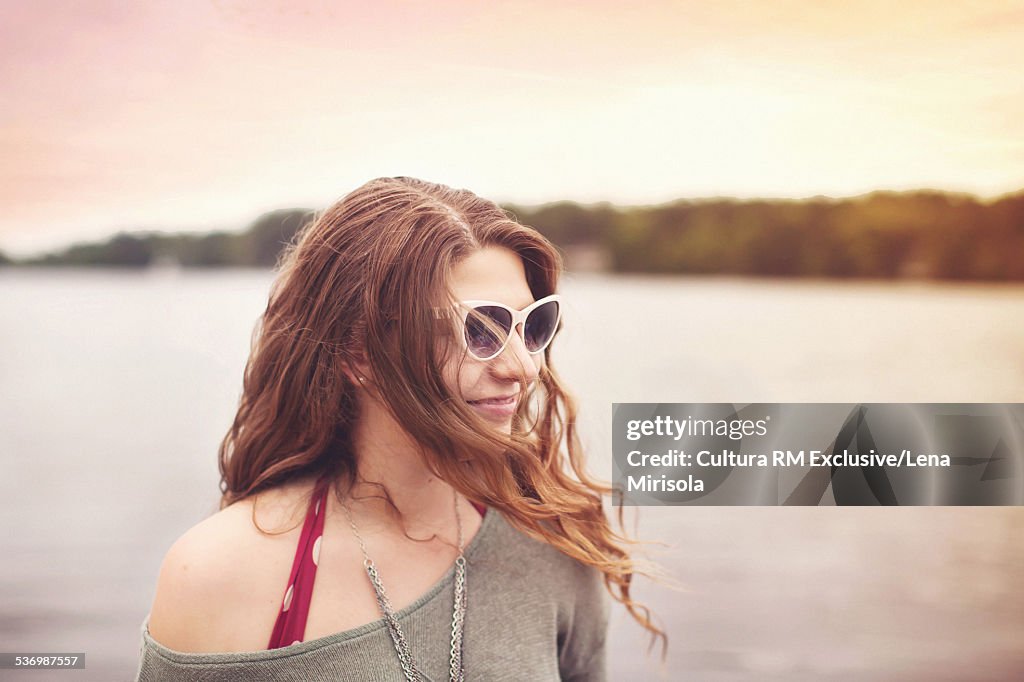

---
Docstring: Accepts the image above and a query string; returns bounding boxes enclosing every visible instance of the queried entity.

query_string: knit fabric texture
[135,507,610,681]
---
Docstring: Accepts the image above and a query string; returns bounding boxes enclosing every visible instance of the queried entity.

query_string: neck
[344,393,459,535]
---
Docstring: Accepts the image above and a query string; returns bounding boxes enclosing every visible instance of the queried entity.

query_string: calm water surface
[2,268,1023,681]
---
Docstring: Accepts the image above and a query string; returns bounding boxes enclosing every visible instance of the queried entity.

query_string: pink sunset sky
[2,0,1022,256]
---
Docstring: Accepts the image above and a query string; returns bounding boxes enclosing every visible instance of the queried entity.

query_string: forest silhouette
[4,189,1023,280]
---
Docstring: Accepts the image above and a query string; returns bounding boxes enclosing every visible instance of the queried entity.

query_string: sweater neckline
[143,506,500,663]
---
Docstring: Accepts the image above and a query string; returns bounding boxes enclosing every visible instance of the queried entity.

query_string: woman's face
[444,246,545,433]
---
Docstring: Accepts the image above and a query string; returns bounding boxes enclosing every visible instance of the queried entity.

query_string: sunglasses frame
[454,294,563,361]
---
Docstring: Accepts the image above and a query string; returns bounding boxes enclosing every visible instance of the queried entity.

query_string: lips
[466,395,517,405]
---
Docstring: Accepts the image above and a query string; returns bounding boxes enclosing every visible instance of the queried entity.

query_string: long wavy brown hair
[218,176,665,650]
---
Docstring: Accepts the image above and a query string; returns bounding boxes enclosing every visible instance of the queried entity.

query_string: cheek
[436,338,464,392]
[437,346,484,399]
[531,354,545,379]
[455,362,488,397]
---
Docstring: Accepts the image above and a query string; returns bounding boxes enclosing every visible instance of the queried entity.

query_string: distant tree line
[12,210,317,269]
[508,190,1024,280]
[4,190,1023,280]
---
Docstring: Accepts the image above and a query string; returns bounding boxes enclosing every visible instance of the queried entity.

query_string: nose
[490,323,541,383]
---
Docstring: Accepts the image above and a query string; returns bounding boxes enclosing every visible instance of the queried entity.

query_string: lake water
[2,268,1022,681]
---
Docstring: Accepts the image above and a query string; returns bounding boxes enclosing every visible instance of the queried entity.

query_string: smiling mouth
[466,395,516,405]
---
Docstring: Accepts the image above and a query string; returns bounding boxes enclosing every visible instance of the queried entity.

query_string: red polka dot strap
[266,477,330,649]
[266,477,487,649]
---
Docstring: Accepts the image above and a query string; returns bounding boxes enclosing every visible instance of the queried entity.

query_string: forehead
[449,246,534,308]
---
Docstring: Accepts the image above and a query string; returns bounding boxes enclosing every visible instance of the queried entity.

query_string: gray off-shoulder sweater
[134,507,610,681]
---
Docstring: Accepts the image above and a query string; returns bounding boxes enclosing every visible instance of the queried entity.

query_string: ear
[342,357,374,388]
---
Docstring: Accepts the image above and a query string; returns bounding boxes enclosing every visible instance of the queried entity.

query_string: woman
[136,177,662,681]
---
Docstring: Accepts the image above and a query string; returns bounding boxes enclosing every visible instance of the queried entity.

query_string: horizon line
[3,183,1022,259]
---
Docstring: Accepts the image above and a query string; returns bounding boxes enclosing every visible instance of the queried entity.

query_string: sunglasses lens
[524,299,560,352]
[464,305,513,359]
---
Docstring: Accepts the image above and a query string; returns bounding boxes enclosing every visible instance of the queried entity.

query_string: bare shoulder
[146,477,318,653]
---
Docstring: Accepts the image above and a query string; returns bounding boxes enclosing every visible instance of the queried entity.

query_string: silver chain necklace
[341,488,467,682]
